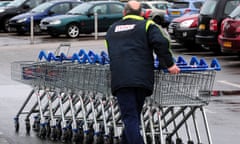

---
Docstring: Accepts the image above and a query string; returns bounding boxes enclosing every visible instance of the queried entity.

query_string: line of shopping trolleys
[11,44,221,144]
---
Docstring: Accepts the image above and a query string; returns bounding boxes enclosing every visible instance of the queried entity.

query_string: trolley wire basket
[152,70,216,107]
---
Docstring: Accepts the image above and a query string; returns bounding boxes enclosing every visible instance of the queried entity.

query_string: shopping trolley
[11,47,221,144]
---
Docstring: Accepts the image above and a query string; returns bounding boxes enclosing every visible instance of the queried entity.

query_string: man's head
[123,0,142,16]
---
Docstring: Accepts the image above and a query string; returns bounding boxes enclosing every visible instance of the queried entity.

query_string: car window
[224,0,240,16]
[141,3,151,9]
[200,0,217,15]
[91,4,107,15]
[171,2,189,9]
[72,2,80,8]
[50,3,71,14]
[109,4,123,14]
[152,3,168,10]
[229,5,240,18]
[31,2,53,13]
[193,1,204,9]
[68,3,92,15]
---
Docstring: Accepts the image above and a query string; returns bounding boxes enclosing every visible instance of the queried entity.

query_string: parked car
[0,0,48,32]
[0,1,11,7]
[195,0,240,53]
[8,0,82,34]
[218,5,240,55]
[168,13,200,50]
[40,1,124,38]
[140,1,172,27]
[164,0,204,25]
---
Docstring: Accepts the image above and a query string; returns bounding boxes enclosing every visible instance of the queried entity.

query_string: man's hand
[167,64,180,74]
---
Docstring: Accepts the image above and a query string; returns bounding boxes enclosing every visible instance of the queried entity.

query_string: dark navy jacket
[105,15,174,96]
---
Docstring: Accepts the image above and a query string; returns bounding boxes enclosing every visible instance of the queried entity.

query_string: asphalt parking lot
[0,32,240,144]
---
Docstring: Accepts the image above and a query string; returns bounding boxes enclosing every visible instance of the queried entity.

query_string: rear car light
[144,9,152,19]
[210,19,218,32]
[166,9,169,15]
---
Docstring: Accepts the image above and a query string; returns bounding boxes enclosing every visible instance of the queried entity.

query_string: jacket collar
[123,15,144,20]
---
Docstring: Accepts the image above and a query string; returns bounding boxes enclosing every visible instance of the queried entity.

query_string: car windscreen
[67,3,92,15]
[152,3,168,10]
[200,0,217,15]
[170,2,189,9]
[7,0,25,7]
[224,0,240,16]
[31,2,54,13]
[229,5,240,19]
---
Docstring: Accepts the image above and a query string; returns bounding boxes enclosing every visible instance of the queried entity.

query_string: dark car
[168,13,200,50]
[218,5,240,56]
[195,0,240,53]
[0,0,48,32]
[8,0,82,34]
[40,1,124,38]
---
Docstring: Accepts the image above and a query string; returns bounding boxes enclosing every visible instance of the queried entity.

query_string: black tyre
[66,23,80,38]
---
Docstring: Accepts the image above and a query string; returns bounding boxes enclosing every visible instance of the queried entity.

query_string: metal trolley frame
[11,47,221,144]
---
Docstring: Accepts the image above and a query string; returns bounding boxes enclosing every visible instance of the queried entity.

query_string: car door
[81,3,108,33]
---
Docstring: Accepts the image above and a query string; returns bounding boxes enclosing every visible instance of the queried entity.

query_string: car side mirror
[87,12,94,17]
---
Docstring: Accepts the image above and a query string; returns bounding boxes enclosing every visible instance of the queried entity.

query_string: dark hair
[124,2,142,15]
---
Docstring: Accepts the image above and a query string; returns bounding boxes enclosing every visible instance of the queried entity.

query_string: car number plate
[199,24,205,30]
[223,41,232,47]
[171,11,180,15]
[168,28,173,34]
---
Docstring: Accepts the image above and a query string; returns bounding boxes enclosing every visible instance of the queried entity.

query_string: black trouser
[116,87,146,144]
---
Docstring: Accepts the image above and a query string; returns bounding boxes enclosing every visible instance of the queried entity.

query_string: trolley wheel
[46,123,51,138]
[32,119,40,132]
[39,126,47,138]
[56,126,62,140]
[50,127,57,141]
[72,130,83,143]
[61,128,72,142]
[93,134,104,144]
[176,138,183,144]
[155,135,161,144]
[146,135,152,144]
[103,137,111,144]
[25,120,31,134]
[166,136,174,144]
[14,120,19,132]
[187,141,194,144]
[113,137,120,144]
[61,129,69,142]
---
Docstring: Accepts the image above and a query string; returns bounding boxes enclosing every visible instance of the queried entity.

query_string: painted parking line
[218,80,240,88]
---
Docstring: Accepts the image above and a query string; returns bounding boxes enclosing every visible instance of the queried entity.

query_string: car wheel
[66,23,80,38]
[3,18,10,32]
